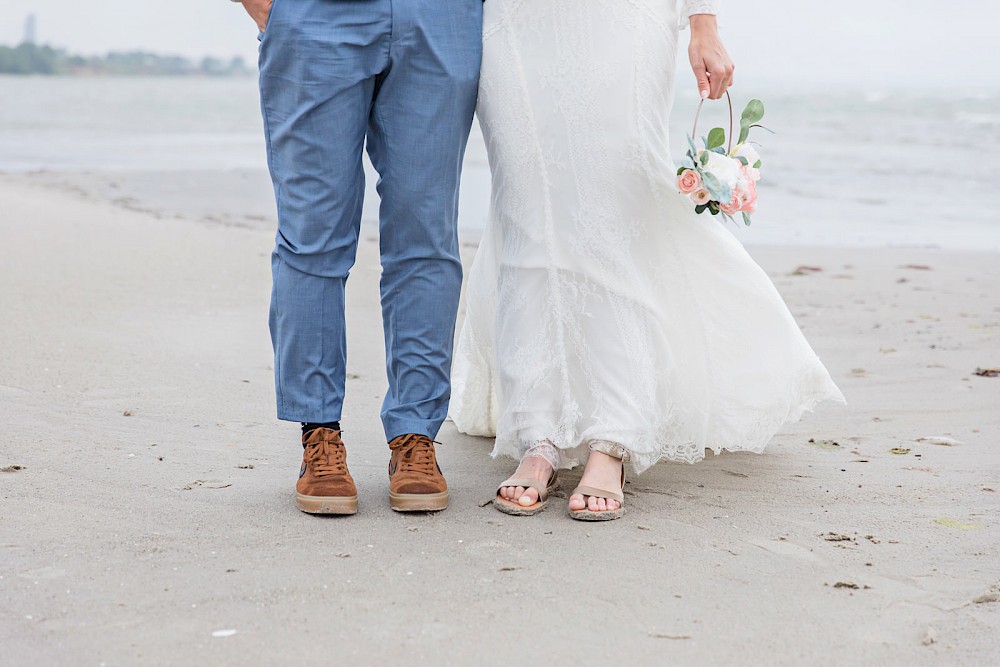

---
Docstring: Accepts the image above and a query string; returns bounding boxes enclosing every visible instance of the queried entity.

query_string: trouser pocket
[258,0,280,41]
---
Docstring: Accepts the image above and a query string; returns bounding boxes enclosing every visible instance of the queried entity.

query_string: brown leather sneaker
[388,434,448,512]
[295,428,358,515]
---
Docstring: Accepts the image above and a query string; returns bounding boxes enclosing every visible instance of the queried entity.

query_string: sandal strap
[571,466,625,504]
[497,472,558,502]
[571,484,624,504]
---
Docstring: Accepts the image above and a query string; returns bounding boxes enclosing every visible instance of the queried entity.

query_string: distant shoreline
[0,42,253,77]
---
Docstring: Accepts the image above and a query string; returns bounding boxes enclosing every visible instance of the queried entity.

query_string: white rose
[702,151,741,189]
[734,142,761,167]
[734,173,749,192]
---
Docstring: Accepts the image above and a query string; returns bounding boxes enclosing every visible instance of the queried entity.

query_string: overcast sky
[0,0,996,89]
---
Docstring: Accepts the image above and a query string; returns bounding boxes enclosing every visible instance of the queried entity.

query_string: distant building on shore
[22,14,37,45]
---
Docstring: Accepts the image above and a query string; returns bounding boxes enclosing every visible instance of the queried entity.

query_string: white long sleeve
[679,0,721,29]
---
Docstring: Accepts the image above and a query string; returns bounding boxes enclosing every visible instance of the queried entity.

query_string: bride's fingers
[695,64,711,99]
[712,66,729,99]
[710,67,726,99]
[716,75,729,97]
[708,62,735,99]
[723,70,735,95]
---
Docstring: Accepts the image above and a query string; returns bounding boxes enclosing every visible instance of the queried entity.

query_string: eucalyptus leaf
[735,156,749,166]
[738,99,765,145]
[700,151,710,167]
[711,147,726,155]
[707,127,726,150]
[701,172,731,204]
[741,99,765,126]
[753,159,762,169]
[742,211,752,226]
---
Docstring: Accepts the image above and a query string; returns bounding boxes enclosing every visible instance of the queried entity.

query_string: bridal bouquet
[676,96,766,226]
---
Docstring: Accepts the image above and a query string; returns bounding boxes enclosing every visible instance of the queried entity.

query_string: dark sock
[302,422,341,439]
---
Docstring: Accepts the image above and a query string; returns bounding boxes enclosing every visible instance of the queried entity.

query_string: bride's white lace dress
[450,0,845,473]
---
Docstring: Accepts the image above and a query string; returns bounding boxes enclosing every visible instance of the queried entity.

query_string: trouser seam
[273,257,285,416]
[372,91,400,424]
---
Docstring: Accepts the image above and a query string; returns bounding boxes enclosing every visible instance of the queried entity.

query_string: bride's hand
[688,15,734,100]
[239,0,273,32]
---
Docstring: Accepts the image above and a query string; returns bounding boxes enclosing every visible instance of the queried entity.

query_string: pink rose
[739,177,758,213]
[677,169,702,194]
[690,188,711,206]
[720,193,742,215]
[741,164,761,183]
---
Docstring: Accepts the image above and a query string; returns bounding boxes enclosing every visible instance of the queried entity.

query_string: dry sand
[1,174,998,666]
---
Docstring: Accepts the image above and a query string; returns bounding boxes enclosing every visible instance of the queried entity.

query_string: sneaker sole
[296,493,358,515]
[389,490,449,512]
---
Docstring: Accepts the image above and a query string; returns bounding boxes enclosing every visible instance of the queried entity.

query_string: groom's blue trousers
[258,0,482,440]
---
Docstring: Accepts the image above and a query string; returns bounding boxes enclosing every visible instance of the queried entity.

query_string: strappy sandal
[493,470,560,516]
[568,466,626,521]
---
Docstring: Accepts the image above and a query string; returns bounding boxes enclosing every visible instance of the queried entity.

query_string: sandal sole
[493,496,547,516]
[492,481,560,516]
[568,508,625,521]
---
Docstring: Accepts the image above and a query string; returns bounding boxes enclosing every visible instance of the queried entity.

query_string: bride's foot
[569,451,624,515]
[498,455,554,507]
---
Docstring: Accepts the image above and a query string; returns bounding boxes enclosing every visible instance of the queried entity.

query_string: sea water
[0,75,997,250]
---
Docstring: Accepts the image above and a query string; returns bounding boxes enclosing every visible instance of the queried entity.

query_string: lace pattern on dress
[522,440,561,471]
[679,0,721,29]
[448,0,844,476]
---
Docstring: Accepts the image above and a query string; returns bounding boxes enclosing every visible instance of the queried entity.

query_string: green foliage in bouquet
[677,98,768,227]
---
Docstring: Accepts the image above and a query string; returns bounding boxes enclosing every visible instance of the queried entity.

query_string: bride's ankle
[519,439,560,473]
[514,454,554,478]
[587,440,631,464]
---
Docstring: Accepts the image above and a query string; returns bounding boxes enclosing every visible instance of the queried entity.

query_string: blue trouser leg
[260,0,391,423]
[366,0,482,441]
[259,0,481,435]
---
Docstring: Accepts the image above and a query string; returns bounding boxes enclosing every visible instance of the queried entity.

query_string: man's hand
[239,0,273,32]
[688,15,735,100]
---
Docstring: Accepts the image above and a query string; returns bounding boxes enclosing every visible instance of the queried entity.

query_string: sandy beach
[1,172,999,665]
